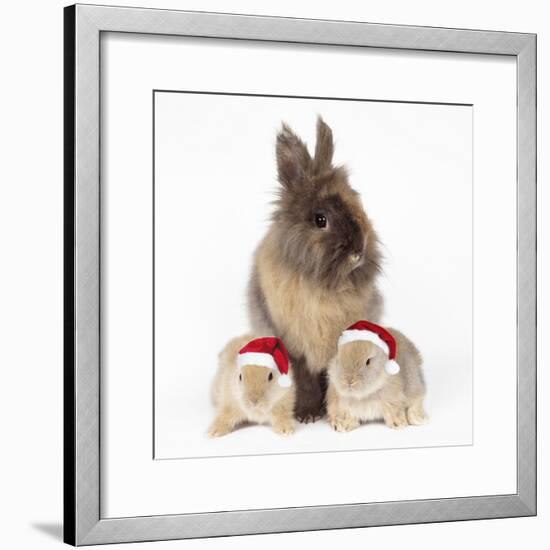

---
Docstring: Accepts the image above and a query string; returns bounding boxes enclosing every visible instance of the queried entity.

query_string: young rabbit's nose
[248,394,261,405]
[349,253,361,264]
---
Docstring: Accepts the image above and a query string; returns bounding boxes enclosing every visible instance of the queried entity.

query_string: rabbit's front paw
[330,414,359,432]
[407,400,428,426]
[295,378,325,423]
[295,401,325,424]
[208,418,234,438]
[273,420,295,436]
[297,413,323,424]
[384,408,408,429]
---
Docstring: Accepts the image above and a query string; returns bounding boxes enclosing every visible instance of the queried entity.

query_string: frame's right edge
[515,34,537,515]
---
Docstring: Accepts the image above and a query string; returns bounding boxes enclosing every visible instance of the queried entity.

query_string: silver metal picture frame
[64,3,536,545]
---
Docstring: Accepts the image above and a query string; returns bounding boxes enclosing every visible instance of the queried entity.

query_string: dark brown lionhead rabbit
[248,117,384,422]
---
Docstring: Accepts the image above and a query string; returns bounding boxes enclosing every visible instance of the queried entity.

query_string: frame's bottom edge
[77,494,534,546]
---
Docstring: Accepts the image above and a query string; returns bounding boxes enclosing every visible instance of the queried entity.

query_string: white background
[0,0,547,549]
[154,92,474,458]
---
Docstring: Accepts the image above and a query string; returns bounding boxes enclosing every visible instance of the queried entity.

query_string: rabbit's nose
[249,395,261,405]
[349,253,361,264]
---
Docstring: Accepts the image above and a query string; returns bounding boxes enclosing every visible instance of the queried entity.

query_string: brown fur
[209,335,296,437]
[327,328,427,431]
[248,117,384,422]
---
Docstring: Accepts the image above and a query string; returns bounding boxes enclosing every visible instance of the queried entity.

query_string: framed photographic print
[64,3,537,545]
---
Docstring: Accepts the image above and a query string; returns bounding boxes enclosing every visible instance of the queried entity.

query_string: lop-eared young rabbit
[327,322,426,432]
[248,118,384,423]
[209,335,296,437]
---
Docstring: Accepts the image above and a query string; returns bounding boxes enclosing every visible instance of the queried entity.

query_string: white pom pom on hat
[237,337,292,387]
[277,374,292,388]
[385,359,400,376]
[338,320,401,375]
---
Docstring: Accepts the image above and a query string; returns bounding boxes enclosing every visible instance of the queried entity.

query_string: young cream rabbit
[209,334,296,437]
[248,117,384,423]
[327,321,426,431]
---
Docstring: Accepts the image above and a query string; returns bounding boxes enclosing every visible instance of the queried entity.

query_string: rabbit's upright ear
[276,123,311,190]
[313,116,334,173]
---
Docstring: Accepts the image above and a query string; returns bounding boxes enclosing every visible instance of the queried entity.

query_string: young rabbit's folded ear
[276,123,311,190]
[313,116,334,173]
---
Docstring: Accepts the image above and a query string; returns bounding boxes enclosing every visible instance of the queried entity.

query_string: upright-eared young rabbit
[248,117,384,422]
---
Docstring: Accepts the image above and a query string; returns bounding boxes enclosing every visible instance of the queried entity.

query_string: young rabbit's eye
[239,373,242,381]
[314,213,327,229]
[268,372,273,381]
[365,358,371,367]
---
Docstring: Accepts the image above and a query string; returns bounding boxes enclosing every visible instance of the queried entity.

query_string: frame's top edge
[72,3,536,40]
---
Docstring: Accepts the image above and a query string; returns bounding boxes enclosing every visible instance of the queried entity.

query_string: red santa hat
[338,320,400,375]
[237,337,292,387]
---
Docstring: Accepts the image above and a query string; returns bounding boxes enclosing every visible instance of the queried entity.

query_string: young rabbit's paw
[407,409,428,426]
[273,420,295,437]
[208,419,233,438]
[384,409,408,429]
[330,414,359,432]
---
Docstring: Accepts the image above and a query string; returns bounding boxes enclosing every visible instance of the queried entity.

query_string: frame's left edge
[63,4,77,546]
[70,3,103,546]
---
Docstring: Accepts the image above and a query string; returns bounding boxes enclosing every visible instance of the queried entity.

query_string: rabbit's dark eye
[268,372,273,382]
[314,213,327,229]
[239,373,242,381]
[365,358,371,367]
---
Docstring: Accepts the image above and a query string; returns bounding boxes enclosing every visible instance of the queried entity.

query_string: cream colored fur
[255,231,383,374]
[209,334,296,437]
[327,328,427,431]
